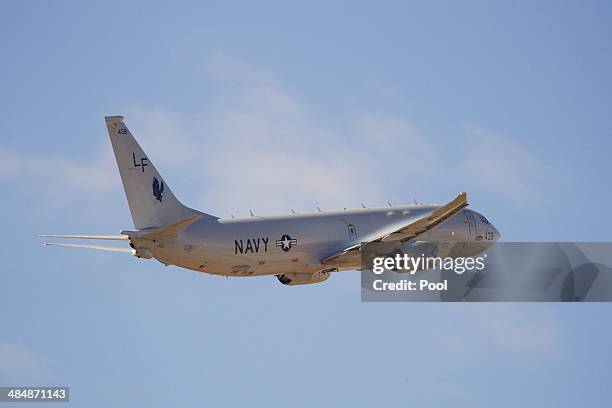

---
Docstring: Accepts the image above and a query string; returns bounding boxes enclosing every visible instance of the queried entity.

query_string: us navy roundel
[276,234,297,252]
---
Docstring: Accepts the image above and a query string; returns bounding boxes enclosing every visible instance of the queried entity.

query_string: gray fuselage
[141,205,499,277]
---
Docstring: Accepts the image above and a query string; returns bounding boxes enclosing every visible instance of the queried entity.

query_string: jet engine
[397,240,439,257]
[276,271,330,285]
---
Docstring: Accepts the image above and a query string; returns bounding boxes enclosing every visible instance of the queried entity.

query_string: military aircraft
[41,116,500,285]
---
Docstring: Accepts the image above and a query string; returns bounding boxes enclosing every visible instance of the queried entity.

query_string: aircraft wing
[321,192,468,266]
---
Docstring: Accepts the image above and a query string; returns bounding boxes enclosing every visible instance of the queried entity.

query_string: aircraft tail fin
[105,116,217,230]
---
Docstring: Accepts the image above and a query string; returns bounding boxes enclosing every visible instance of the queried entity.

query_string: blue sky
[1,1,612,406]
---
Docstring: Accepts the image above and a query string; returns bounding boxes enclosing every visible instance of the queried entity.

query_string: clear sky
[1,1,611,406]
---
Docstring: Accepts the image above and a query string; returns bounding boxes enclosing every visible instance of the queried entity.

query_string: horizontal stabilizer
[43,242,132,253]
[39,234,128,241]
[136,215,200,241]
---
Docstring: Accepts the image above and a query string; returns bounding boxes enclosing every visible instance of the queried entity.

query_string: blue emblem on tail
[152,177,164,202]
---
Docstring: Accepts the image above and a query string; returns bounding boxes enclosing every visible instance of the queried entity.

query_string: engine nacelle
[276,271,330,286]
[396,241,439,257]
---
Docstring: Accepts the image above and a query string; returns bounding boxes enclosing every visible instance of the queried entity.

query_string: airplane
[41,116,500,285]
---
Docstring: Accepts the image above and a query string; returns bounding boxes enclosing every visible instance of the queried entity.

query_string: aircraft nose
[488,223,501,242]
[475,211,500,243]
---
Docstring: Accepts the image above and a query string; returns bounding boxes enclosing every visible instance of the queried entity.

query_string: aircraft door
[347,224,357,240]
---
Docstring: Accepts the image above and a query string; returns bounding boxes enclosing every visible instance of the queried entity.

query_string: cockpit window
[480,216,489,224]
